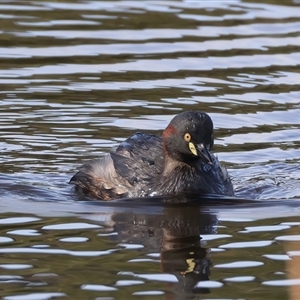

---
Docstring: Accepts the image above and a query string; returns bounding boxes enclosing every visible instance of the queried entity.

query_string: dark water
[1,0,300,299]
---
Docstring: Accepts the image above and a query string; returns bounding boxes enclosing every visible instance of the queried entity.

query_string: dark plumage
[70,111,234,200]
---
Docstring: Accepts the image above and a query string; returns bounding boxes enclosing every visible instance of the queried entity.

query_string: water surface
[0,0,300,299]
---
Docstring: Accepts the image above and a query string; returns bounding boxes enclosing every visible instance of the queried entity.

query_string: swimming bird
[70,111,234,200]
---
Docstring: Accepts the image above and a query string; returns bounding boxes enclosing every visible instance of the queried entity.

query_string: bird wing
[111,132,164,185]
[70,155,129,200]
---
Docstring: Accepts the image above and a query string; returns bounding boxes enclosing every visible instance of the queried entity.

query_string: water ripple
[0,1,300,299]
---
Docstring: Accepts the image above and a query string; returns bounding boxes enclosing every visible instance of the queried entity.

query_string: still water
[1,0,300,299]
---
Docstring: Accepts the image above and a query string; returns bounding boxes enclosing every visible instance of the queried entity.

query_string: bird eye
[184,133,191,142]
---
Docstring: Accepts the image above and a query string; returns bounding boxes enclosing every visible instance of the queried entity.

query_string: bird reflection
[109,202,218,299]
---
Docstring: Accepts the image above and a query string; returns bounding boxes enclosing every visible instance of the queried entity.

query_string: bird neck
[163,154,190,175]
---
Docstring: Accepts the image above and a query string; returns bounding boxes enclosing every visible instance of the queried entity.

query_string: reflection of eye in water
[111,204,218,297]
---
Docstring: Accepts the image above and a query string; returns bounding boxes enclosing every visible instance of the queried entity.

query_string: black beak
[196,143,213,165]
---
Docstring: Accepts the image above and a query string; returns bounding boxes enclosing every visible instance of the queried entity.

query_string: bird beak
[196,143,213,165]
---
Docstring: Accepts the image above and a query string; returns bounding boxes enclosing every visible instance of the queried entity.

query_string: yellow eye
[184,133,191,142]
